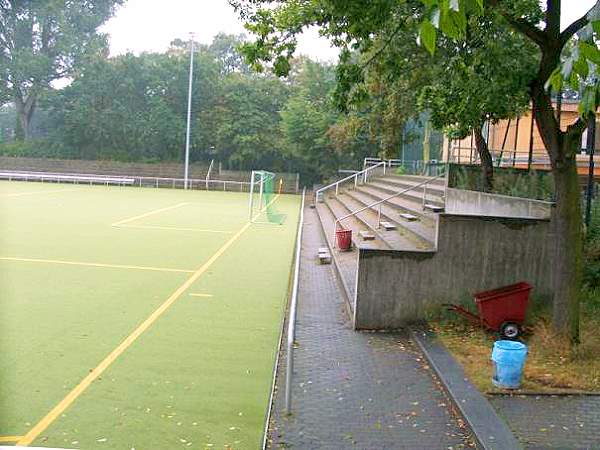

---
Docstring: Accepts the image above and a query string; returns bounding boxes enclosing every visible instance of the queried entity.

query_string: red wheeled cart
[444,282,532,339]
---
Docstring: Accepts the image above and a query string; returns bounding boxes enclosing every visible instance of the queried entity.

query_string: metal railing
[332,173,446,246]
[362,158,446,176]
[315,161,386,202]
[284,188,306,414]
[363,157,404,170]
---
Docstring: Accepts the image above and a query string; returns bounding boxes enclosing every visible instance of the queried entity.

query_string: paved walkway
[490,394,600,449]
[269,207,474,449]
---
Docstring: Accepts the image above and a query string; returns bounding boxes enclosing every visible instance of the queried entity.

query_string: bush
[0,140,78,159]
[451,165,554,201]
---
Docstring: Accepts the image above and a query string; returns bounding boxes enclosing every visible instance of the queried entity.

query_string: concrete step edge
[367,181,445,207]
[343,189,436,249]
[327,195,394,250]
[353,185,435,224]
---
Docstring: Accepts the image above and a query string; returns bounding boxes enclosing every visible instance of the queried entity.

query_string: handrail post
[354,173,358,188]
[335,182,339,196]
[333,219,339,248]
[377,204,382,228]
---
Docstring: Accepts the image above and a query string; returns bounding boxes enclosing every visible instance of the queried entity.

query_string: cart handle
[442,303,483,325]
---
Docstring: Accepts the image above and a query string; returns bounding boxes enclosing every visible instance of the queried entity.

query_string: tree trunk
[474,127,494,192]
[530,80,583,344]
[550,145,582,343]
[14,93,37,141]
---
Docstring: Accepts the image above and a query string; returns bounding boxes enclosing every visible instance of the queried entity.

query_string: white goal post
[248,170,282,223]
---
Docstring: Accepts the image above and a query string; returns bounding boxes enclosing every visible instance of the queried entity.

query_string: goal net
[248,170,285,224]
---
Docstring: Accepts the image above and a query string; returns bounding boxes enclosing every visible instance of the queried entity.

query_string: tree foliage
[0,0,124,138]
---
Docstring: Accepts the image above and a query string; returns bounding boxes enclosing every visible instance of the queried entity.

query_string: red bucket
[335,228,352,251]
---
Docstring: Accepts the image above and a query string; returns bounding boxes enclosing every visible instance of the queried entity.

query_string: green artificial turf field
[0,181,300,449]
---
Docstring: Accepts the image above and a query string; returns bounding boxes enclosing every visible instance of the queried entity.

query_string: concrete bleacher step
[359,230,375,240]
[333,191,428,251]
[322,196,388,251]
[424,203,445,213]
[314,202,359,302]
[400,213,418,221]
[379,173,446,188]
[367,177,446,206]
[348,183,432,220]
[356,184,433,223]
[344,188,436,248]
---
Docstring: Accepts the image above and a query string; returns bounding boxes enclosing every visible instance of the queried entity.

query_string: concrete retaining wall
[354,214,555,329]
[445,187,554,220]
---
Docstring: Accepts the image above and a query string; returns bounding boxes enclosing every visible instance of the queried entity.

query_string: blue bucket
[491,340,528,389]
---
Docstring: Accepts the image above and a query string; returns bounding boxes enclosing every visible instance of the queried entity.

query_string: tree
[415,0,600,344]
[336,33,435,161]
[419,10,537,191]
[280,58,341,183]
[209,33,252,75]
[47,48,222,161]
[0,0,124,139]
[231,0,600,343]
[213,72,289,169]
[484,1,600,343]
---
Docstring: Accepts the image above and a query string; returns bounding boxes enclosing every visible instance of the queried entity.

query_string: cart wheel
[500,322,521,339]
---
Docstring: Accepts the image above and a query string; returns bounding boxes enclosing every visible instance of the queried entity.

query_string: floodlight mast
[184,33,194,190]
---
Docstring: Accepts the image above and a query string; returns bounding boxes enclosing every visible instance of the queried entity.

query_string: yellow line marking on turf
[17,221,252,447]
[117,224,233,234]
[0,257,195,274]
[0,436,23,442]
[189,293,214,298]
[0,188,76,198]
[111,202,189,227]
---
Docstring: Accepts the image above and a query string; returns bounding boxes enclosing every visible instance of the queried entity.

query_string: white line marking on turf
[0,188,76,198]
[111,202,189,227]
[0,256,195,274]
[117,224,233,234]
[189,293,214,298]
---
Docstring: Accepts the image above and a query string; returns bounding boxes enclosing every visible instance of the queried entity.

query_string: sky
[100,0,340,61]
[101,1,596,62]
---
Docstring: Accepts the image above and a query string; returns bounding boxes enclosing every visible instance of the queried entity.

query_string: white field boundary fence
[0,170,260,193]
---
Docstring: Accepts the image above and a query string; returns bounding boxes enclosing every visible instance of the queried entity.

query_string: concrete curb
[410,327,522,450]
[486,391,600,397]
